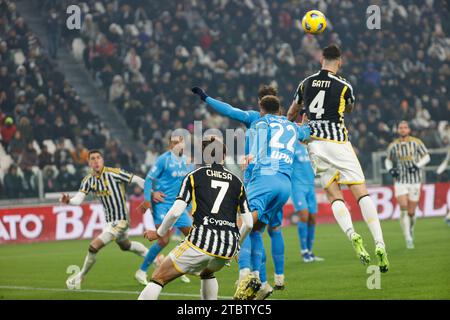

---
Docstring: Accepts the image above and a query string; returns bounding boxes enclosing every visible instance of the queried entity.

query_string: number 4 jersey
[176,163,250,258]
[294,69,355,143]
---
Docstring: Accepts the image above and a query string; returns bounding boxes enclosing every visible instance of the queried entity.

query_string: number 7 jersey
[294,69,355,143]
[176,163,250,258]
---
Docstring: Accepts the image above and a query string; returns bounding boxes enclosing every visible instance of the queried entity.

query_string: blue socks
[297,220,308,252]
[249,231,264,274]
[260,249,267,283]
[268,228,284,275]
[140,242,163,272]
[238,235,252,270]
[307,223,316,252]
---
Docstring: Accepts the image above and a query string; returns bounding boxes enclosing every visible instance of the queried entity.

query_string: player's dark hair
[259,95,280,114]
[322,44,341,60]
[88,149,103,158]
[202,136,227,164]
[258,85,278,100]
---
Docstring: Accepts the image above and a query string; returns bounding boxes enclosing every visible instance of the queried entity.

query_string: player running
[234,95,310,299]
[61,150,149,288]
[292,140,323,263]
[385,121,430,249]
[138,137,254,300]
[287,44,389,272]
[135,135,194,285]
[192,85,285,297]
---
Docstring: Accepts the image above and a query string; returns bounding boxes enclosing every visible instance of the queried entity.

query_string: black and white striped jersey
[79,167,133,222]
[176,163,250,259]
[387,137,429,184]
[294,69,355,143]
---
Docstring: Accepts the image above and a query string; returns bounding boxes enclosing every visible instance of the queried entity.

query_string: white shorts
[98,220,129,244]
[169,241,229,276]
[307,139,365,188]
[394,183,421,202]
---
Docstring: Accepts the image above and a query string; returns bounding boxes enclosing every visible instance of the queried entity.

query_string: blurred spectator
[19,142,38,169]
[3,164,24,198]
[109,75,125,102]
[54,138,71,167]
[71,141,89,167]
[38,144,53,168]
[57,165,75,191]
[129,184,145,203]
[8,130,25,159]
[45,8,61,59]
[0,116,16,150]
[22,166,37,197]
[42,165,58,193]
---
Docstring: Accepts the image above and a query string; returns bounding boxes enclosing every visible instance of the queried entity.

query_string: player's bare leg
[199,269,219,300]
[138,255,184,300]
[177,227,192,283]
[326,181,371,266]
[136,226,191,285]
[348,183,389,272]
[397,194,413,248]
[407,199,419,248]
[116,238,148,257]
[66,237,106,288]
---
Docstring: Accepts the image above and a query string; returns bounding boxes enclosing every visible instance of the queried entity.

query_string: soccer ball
[301,10,327,34]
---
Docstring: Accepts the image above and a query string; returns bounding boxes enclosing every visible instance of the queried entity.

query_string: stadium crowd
[1,0,449,198]
[0,0,137,198]
[68,0,449,164]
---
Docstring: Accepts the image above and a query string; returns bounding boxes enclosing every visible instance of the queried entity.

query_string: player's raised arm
[343,82,355,113]
[295,122,311,142]
[249,120,269,164]
[287,82,304,121]
[191,86,254,125]
[60,176,89,205]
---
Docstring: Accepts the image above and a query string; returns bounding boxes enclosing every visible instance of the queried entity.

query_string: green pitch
[1,217,449,300]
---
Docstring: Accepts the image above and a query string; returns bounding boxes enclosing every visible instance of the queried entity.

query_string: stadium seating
[0,0,137,198]
[1,0,449,198]
[67,0,448,169]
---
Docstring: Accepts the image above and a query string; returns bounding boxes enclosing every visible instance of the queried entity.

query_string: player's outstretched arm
[59,192,86,205]
[296,123,311,142]
[191,87,254,125]
[344,102,354,113]
[131,175,145,189]
[287,101,302,121]
[143,176,153,203]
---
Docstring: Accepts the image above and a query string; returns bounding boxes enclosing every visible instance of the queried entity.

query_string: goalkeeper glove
[389,168,400,178]
[408,164,419,174]
[191,87,208,101]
